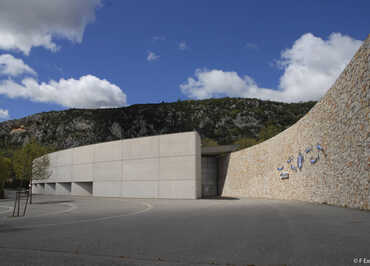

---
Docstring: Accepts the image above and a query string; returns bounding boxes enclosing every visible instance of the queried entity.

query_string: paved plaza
[0,194,369,265]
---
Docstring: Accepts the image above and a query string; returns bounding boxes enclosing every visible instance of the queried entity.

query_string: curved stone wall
[221,35,369,210]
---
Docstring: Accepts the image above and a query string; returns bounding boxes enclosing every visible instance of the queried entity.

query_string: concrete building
[32,131,234,199]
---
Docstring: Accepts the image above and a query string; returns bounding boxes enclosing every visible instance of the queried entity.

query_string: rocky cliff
[0,98,315,150]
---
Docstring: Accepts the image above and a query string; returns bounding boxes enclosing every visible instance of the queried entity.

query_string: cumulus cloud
[181,33,362,102]
[180,69,279,100]
[276,33,362,101]
[0,0,101,55]
[178,41,188,51]
[0,109,9,119]
[0,75,127,108]
[0,54,36,76]
[147,51,160,61]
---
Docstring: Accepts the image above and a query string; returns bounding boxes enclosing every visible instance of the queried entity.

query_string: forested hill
[0,97,316,151]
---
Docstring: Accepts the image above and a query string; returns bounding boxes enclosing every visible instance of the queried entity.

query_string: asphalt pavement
[0,194,369,266]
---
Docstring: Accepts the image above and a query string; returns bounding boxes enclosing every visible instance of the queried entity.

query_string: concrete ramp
[221,35,369,210]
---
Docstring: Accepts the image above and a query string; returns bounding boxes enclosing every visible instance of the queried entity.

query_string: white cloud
[0,54,36,76]
[0,0,101,55]
[276,33,362,101]
[178,41,188,51]
[147,51,160,61]
[180,68,278,100]
[0,109,9,119]
[0,75,127,108]
[181,33,362,102]
[152,36,166,41]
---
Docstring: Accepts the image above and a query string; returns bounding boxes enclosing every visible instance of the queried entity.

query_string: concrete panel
[56,182,71,195]
[195,132,201,159]
[73,145,94,165]
[72,164,93,182]
[123,158,159,181]
[32,184,43,194]
[48,152,58,168]
[158,180,196,199]
[57,149,72,166]
[57,166,72,181]
[123,136,159,159]
[48,166,59,180]
[31,184,37,194]
[158,181,172,198]
[93,161,122,181]
[159,132,197,157]
[37,183,45,194]
[39,183,45,194]
[45,183,56,194]
[196,177,202,199]
[196,155,202,198]
[72,182,93,196]
[121,181,158,198]
[93,181,121,197]
[173,180,197,199]
[94,141,123,162]
[33,130,202,200]
[160,156,196,180]
[195,133,202,198]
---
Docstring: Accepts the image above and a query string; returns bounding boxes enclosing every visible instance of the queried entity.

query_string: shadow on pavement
[33,200,74,205]
[201,196,239,200]
[0,225,30,233]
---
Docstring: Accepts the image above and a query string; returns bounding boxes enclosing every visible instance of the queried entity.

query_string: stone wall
[221,35,369,210]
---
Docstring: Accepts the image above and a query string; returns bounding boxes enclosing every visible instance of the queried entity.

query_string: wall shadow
[217,153,230,196]
[201,196,239,200]
[33,200,74,205]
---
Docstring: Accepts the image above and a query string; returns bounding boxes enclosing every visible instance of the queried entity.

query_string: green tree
[233,137,258,150]
[0,156,11,199]
[202,137,219,147]
[32,155,52,181]
[12,140,53,203]
[258,124,281,142]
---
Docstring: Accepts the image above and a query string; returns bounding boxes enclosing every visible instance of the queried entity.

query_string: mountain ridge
[0,97,316,150]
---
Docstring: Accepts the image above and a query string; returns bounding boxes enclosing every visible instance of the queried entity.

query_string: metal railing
[12,190,30,217]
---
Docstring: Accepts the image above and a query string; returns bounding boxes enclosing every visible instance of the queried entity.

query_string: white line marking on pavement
[5,202,153,229]
[28,203,78,218]
[0,202,78,220]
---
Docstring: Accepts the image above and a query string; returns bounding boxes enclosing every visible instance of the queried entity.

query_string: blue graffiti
[278,142,326,179]
[310,157,318,164]
[280,172,289,179]
[317,143,324,152]
[297,152,304,170]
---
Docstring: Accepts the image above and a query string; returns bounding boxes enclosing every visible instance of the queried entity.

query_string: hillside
[0,98,315,151]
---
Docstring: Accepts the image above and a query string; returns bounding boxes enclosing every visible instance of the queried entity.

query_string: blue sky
[0,0,369,121]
